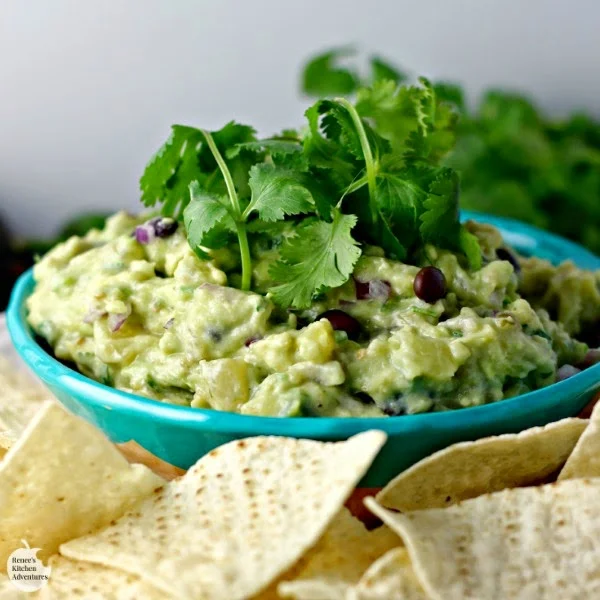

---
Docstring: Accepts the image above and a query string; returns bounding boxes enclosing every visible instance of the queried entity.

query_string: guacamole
[27,212,597,417]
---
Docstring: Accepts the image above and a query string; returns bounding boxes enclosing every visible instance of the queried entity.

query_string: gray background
[1,0,599,237]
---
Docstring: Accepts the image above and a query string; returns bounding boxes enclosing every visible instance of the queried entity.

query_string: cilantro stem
[335,98,378,221]
[343,173,369,197]
[201,129,252,291]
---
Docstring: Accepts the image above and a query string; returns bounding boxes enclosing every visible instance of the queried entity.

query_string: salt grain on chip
[366,478,600,600]
[376,418,586,511]
[60,431,386,600]
[0,402,165,567]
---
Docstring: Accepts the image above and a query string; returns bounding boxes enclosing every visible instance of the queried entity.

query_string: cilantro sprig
[139,77,481,308]
[301,47,600,256]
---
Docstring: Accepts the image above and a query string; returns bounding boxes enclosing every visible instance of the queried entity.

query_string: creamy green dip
[27,212,597,417]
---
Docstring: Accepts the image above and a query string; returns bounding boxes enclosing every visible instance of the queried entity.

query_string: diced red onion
[108,313,129,332]
[367,279,391,300]
[354,278,391,301]
[557,364,581,381]
[83,308,106,324]
[244,335,261,347]
[135,224,156,245]
[578,348,600,370]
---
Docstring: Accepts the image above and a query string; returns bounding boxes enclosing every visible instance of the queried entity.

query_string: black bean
[382,396,408,416]
[317,310,361,341]
[413,267,447,304]
[354,392,375,405]
[496,247,521,273]
[207,328,223,342]
[153,218,178,238]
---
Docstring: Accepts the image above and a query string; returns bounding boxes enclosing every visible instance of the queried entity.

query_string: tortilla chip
[0,434,10,462]
[376,418,586,511]
[0,402,165,568]
[0,573,28,599]
[349,547,428,600]
[60,431,386,600]
[559,401,600,480]
[40,555,167,599]
[366,478,600,599]
[0,354,50,444]
[117,440,186,481]
[275,507,398,600]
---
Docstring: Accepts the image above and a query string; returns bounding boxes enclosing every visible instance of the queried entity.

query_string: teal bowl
[6,212,600,486]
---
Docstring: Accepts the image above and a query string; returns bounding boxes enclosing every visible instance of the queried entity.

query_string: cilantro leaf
[140,122,257,219]
[268,210,361,308]
[140,125,204,217]
[419,168,460,245]
[183,181,235,248]
[356,79,457,163]
[228,139,308,171]
[370,56,407,85]
[301,48,359,97]
[433,82,466,112]
[375,171,426,251]
[184,182,235,254]
[303,102,358,189]
[198,121,257,198]
[458,226,483,270]
[418,168,481,268]
[245,164,314,222]
[320,99,390,161]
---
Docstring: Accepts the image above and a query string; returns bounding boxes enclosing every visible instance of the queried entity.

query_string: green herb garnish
[300,48,600,255]
[140,77,481,308]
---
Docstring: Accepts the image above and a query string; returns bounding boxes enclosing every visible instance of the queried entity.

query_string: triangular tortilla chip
[40,555,167,599]
[60,432,386,600]
[348,547,428,600]
[559,401,600,480]
[117,441,185,481]
[0,573,28,599]
[0,402,164,567]
[275,507,398,600]
[376,418,586,511]
[0,354,50,445]
[366,478,600,600]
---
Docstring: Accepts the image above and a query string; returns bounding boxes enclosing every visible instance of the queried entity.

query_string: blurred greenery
[1,213,109,311]
[301,48,600,256]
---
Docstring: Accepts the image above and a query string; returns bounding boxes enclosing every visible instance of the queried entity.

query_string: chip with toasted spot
[376,418,586,511]
[39,555,168,600]
[559,401,600,480]
[348,547,428,600]
[60,431,386,600]
[0,402,165,568]
[366,479,600,600]
[274,507,398,600]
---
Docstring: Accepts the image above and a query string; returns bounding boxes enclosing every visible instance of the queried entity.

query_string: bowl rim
[7,211,600,436]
